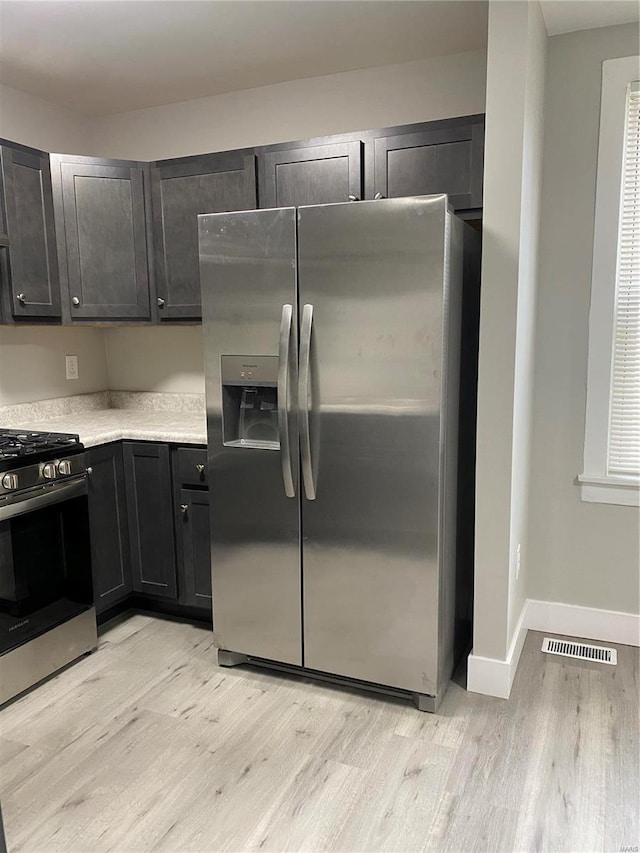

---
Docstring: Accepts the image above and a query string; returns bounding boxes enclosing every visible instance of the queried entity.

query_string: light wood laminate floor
[0,614,637,853]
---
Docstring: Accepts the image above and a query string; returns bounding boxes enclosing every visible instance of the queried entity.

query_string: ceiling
[0,0,489,116]
[539,0,639,36]
[0,1,637,119]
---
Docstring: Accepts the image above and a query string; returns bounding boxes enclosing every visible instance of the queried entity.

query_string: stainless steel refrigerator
[199,194,479,711]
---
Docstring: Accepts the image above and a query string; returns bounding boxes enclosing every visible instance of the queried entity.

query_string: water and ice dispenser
[221,355,280,450]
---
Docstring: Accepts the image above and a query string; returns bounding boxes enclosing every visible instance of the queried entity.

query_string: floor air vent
[542,637,617,665]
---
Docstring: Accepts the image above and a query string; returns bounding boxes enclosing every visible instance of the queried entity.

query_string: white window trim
[581,55,640,508]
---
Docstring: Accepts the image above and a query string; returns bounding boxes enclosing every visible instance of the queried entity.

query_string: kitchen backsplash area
[0,325,108,406]
[0,325,205,408]
[103,327,205,396]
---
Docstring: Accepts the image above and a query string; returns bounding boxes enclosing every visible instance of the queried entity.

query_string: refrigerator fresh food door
[199,207,301,664]
[297,195,450,695]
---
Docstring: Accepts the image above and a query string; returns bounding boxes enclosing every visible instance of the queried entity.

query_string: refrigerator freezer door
[199,207,301,664]
[297,195,449,695]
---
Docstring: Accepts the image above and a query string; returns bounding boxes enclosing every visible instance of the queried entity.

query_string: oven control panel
[0,454,87,496]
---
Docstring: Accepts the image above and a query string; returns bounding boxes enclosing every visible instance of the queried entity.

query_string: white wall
[507,0,547,649]
[473,0,547,663]
[104,327,204,395]
[527,23,640,615]
[88,50,487,160]
[0,326,108,406]
[0,82,91,153]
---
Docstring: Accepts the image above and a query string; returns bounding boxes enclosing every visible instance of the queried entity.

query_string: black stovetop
[0,429,83,465]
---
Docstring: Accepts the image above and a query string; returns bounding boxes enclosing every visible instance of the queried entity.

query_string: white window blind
[608,81,640,476]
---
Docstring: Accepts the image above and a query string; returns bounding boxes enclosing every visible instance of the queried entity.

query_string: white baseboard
[525,599,640,647]
[467,599,529,699]
[467,598,640,699]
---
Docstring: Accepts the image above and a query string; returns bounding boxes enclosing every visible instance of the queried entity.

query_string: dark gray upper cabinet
[0,142,60,321]
[0,115,484,327]
[50,153,153,322]
[86,443,132,615]
[151,151,256,320]
[368,116,485,213]
[258,141,363,208]
[123,442,177,599]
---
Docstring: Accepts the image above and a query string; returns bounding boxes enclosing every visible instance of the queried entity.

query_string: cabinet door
[123,442,177,599]
[86,444,131,614]
[370,116,485,212]
[258,141,363,208]
[151,152,256,320]
[178,488,212,610]
[0,144,60,319]
[51,154,152,321]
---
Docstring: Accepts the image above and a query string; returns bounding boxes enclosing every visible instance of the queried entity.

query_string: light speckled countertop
[0,392,207,447]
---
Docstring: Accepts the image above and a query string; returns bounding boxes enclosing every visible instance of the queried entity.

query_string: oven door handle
[0,476,87,522]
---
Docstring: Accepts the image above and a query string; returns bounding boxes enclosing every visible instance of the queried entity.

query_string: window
[609,80,639,479]
[580,56,640,507]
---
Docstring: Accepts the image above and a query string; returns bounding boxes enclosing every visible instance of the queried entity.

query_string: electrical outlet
[516,543,522,579]
[65,355,79,380]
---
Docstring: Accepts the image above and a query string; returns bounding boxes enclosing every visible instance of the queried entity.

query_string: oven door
[0,476,93,655]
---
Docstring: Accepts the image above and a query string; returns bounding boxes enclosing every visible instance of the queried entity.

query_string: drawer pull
[196,464,205,474]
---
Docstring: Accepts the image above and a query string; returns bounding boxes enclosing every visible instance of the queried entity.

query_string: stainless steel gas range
[0,428,97,705]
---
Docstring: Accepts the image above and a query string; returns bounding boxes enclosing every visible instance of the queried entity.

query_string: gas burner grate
[0,429,82,462]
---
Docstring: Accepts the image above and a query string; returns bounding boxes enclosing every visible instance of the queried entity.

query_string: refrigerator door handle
[278,303,295,498]
[299,303,316,500]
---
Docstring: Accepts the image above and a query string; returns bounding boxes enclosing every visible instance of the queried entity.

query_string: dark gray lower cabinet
[86,443,131,614]
[178,488,212,610]
[173,447,211,612]
[123,442,177,599]
[88,441,211,619]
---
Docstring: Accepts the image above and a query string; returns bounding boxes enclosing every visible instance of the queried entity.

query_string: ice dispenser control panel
[221,355,280,450]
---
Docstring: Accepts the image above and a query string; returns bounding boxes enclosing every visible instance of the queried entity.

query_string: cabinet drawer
[177,447,208,487]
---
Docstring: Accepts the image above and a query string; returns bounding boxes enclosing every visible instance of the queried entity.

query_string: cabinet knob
[85,467,93,476]
[374,192,385,200]
[72,296,80,306]
[348,194,359,202]
[196,464,205,474]
[157,297,165,308]
[180,504,188,514]
[16,292,26,304]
